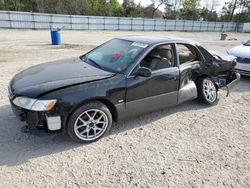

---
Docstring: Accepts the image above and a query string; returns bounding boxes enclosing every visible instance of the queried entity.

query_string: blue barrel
[50,30,61,45]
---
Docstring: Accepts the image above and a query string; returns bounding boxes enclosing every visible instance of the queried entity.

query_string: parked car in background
[228,40,250,76]
[9,36,240,143]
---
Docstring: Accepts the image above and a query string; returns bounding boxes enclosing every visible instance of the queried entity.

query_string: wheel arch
[64,98,118,130]
[196,76,218,105]
[195,74,219,91]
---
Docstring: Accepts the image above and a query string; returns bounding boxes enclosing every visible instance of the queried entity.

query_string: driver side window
[140,44,174,71]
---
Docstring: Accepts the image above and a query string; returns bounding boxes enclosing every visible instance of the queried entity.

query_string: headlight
[13,97,57,111]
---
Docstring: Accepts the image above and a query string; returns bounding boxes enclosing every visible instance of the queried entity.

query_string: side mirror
[241,40,246,45]
[134,67,152,77]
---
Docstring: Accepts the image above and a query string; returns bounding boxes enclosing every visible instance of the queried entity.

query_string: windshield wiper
[85,56,116,73]
[80,54,86,60]
[87,57,102,68]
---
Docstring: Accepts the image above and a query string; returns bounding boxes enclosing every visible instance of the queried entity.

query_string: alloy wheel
[74,109,108,141]
[203,79,217,103]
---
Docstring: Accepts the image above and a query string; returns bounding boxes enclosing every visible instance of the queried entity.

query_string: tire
[67,101,112,143]
[196,77,218,105]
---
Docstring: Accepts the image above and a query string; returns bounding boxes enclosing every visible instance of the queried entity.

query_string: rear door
[125,43,180,117]
[175,43,203,104]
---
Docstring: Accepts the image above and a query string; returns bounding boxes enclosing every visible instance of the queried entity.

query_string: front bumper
[10,100,26,121]
[9,99,62,131]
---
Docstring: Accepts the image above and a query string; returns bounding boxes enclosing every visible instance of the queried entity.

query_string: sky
[118,0,228,13]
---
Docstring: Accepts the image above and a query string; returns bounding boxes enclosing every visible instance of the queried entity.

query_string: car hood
[228,45,250,58]
[10,57,115,98]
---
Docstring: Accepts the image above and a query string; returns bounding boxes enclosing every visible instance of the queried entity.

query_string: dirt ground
[0,30,249,188]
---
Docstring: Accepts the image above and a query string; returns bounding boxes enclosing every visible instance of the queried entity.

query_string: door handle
[173,75,178,80]
[163,75,178,80]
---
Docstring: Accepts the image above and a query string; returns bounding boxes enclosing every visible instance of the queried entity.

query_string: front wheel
[67,102,112,143]
[197,77,218,105]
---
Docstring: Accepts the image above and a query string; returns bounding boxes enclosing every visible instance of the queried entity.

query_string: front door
[125,43,180,117]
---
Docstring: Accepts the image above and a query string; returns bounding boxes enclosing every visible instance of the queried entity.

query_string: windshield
[85,39,148,73]
[243,40,250,46]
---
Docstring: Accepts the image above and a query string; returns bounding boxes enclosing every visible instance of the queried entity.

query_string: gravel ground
[0,30,249,188]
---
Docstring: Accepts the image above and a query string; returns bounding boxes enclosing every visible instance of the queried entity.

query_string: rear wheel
[67,102,112,143]
[197,77,218,105]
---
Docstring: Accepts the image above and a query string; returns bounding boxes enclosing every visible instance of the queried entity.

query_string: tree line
[163,0,249,22]
[0,0,249,22]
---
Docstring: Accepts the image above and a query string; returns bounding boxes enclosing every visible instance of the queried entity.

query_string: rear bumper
[235,69,250,76]
[223,72,241,96]
[235,61,250,76]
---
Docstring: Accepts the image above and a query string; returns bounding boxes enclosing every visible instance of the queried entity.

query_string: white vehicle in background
[228,40,250,76]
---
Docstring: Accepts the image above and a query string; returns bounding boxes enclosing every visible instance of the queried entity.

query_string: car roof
[116,35,200,45]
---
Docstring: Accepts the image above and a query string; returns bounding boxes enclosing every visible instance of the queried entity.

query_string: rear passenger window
[140,44,174,71]
[176,44,200,65]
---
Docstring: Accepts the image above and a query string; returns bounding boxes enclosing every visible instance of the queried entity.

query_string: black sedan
[9,36,240,142]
